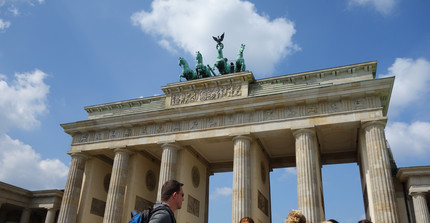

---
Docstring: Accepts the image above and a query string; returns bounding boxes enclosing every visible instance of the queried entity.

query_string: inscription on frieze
[170,84,242,106]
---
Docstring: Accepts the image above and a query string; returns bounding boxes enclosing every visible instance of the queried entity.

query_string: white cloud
[379,57,430,117]
[210,186,232,199]
[385,121,430,161]
[277,167,296,181]
[0,134,68,190]
[0,18,11,31]
[348,0,397,15]
[131,0,299,76]
[0,69,50,132]
[0,69,68,190]
[8,6,19,16]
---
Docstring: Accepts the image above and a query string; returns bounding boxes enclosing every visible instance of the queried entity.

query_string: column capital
[361,119,387,130]
[410,191,427,197]
[160,143,182,150]
[232,135,252,142]
[113,147,133,156]
[67,151,89,160]
[292,128,316,137]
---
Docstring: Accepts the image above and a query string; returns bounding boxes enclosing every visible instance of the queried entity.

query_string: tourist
[240,217,255,223]
[285,209,306,223]
[358,220,372,223]
[149,180,184,223]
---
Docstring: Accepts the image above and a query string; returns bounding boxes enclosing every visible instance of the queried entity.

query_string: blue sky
[0,0,429,222]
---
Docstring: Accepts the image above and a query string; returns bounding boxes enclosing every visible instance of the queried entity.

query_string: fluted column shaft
[294,129,324,223]
[412,192,430,223]
[363,121,399,223]
[58,153,87,223]
[103,149,131,223]
[157,143,180,201]
[231,136,251,223]
[45,208,57,223]
[20,208,31,223]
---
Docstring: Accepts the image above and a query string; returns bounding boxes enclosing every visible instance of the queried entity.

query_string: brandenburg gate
[56,61,425,223]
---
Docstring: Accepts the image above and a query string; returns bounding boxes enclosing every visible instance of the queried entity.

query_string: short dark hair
[358,220,372,223]
[161,180,184,202]
[328,220,339,223]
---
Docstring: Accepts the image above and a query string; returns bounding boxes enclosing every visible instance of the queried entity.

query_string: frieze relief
[170,83,242,106]
[74,96,380,144]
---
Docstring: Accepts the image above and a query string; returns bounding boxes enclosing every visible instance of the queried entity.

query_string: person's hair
[161,180,184,202]
[286,209,306,223]
[358,220,372,223]
[240,217,254,223]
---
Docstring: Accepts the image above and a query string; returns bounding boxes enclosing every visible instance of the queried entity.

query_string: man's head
[358,220,372,223]
[161,180,184,211]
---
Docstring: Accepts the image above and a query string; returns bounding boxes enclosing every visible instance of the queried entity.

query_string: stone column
[45,208,57,223]
[231,135,252,223]
[103,148,132,223]
[411,192,430,223]
[20,208,31,223]
[294,129,324,223]
[58,153,87,223]
[363,121,399,222]
[157,143,181,201]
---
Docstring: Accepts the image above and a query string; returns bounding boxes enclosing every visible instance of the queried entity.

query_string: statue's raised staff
[213,33,231,74]
[235,44,246,72]
[179,57,198,81]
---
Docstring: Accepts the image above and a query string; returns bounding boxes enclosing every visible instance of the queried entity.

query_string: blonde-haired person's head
[286,209,306,223]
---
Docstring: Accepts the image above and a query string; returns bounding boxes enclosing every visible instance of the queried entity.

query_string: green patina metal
[179,57,198,81]
[235,44,246,72]
[195,51,213,78]
[178,33,246,81]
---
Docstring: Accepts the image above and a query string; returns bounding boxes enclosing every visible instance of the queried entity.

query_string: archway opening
[322,163,365,222]
[270,167,298,223]
[208,172,233,222]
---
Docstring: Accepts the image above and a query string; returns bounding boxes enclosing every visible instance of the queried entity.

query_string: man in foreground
[149,180,184,223]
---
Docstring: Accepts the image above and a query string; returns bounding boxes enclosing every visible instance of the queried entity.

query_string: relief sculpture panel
[170,84,242,106]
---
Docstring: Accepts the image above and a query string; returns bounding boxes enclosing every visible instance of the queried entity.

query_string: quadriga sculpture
[179,57,198,81]
[195,51,213,78]
[235,44,246,72]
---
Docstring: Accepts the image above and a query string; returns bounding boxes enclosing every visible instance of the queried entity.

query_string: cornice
[253,61,377,84]
[396,166,430,182]
[61,77,393,135]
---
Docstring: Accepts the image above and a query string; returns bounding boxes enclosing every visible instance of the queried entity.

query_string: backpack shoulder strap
[151,205,175,223]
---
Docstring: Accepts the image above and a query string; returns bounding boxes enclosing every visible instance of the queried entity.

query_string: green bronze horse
[235,44,246,72]
[214,44,231,74]
[195,51,212,78]
[179,57,198,81]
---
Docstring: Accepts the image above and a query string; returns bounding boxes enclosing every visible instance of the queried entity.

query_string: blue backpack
[129,205,174,223]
